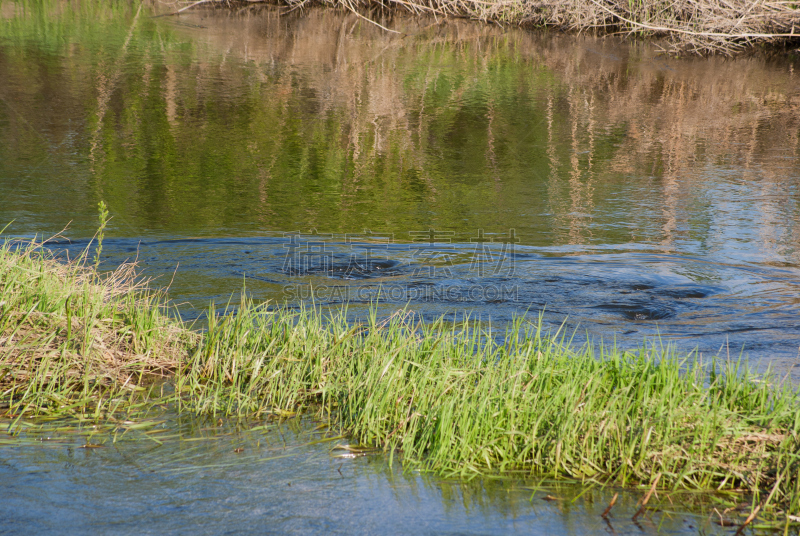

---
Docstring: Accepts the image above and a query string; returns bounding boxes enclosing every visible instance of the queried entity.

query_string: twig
[735,474,783,535]
[632,473,661,521]
[280,0,310,16]
[601,492,618,518]
[735,503,763,534]
[389,0,446,16]
[342,1,402,34]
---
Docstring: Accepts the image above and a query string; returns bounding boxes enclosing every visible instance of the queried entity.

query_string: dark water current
[1,1,800,533]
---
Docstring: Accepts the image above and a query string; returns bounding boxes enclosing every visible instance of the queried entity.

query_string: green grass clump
[0,236,192,417]
[2,238,799,523]
[177,295,800,519]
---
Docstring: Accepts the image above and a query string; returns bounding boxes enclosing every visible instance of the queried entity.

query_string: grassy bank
[180,0,800,54]
[0,236,191,418]
[2,237,799,527]
[179,296,800,526]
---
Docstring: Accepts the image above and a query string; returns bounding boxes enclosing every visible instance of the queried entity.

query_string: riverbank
[2,236,799,528]
[0,235,191,417]
[170,0,800,54]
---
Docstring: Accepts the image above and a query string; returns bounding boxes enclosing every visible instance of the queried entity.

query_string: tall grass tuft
[0,235,192,418]
[178,294,800,518]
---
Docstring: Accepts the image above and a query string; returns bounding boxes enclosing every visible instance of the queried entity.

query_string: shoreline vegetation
[2,235,800,529]
[161,0,800,54]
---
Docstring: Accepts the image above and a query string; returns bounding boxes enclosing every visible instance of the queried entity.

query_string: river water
[1,1,799,533]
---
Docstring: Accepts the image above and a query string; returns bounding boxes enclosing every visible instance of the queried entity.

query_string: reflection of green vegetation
[0,0,632,244]
[0,0,142,55]
[2,1,799,258]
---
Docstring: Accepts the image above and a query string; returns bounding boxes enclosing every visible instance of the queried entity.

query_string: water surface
[0,413,740,535]
[2,2,799,373]
[1,2,800,532]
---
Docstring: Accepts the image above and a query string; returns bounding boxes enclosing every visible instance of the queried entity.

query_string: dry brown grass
[162,0,800,54]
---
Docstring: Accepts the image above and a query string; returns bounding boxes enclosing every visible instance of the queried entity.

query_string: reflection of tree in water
[0,3,798,263]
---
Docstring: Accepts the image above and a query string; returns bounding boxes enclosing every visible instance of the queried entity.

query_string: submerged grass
[2,236,800,525]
